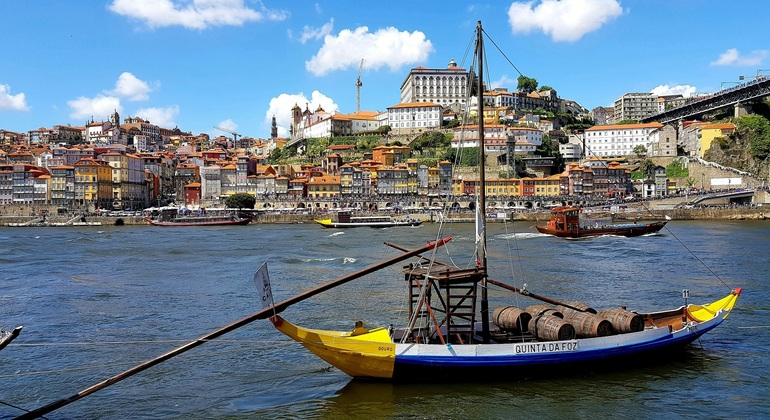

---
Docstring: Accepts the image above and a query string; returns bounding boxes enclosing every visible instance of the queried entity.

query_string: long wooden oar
[0,326,23,351]
[16,237,451,420]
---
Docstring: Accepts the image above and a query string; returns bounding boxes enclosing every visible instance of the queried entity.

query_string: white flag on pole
[253,263,274,310]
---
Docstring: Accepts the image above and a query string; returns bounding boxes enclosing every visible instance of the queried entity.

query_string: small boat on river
[536,206,667,238]
[315,212,422,228]
[145,214,253,226]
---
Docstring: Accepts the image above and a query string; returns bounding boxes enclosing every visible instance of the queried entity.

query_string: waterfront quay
[1,188,768,227]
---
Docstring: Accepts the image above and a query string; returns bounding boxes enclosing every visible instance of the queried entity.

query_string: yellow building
[74,158,113,209]
[699,123,736,158]
[306,174,340,199]
[533,174,562,196]
[485,178,521,197]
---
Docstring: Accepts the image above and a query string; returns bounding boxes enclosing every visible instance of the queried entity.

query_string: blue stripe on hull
[391,325,715,380]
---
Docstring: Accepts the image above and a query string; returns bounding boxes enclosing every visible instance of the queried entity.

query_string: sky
[1,0,768,140]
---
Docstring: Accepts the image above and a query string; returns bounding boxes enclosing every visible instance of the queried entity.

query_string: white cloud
[0,84,29,111]
[491,75,519,91]
[710,48,769,67]
[265,91,339,138]
[109,72,154,101]
[134,106,180,128]
[108,0,288,30]
[306,26,433,76]
[68,95,121,120]
[216,118,239,132]
[651,84,697,98]
[507,0,623,42]
[300,18,334,44]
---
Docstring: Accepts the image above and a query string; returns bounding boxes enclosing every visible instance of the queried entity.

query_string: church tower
[271,115,278,139]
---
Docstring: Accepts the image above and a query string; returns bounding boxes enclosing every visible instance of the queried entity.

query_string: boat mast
[475,20,490,343]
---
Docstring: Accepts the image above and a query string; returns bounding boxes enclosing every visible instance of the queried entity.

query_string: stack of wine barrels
[525,304,575,341]
[492,302,645,341]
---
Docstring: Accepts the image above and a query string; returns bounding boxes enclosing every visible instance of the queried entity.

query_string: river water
[1,220,769,419]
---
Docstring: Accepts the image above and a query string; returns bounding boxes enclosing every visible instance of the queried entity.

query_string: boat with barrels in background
[535,206,667,238]
[143,206,253,227]
[265,21,741,380]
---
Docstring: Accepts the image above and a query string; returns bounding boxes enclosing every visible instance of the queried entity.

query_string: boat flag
[254,263,275,312]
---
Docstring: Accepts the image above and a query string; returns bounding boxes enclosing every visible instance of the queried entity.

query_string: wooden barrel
[560,301,597,314]
[597,308,644,333]
[492,306,532,332]
[528,313,575,341]
[525,304,563,318]
[561,310,614,337]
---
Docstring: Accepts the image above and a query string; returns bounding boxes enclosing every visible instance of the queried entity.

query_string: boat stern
[687,288,742,322]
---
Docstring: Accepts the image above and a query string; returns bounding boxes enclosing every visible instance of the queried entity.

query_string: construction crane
[213,126,241,149]
[356,58,364,112]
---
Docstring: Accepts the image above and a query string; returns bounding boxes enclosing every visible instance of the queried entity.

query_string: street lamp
[720,81,740,90]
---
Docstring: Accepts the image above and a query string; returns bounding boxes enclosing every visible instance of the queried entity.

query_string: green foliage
[225,193,256,209]
[417,158,438,167]
[305,137,329,158]
[446,118,461,128]
[532,107,554,118]
[540,85,554,91]
[735,114,770,161]
[665,160,689,178]
[268,147,283,164]
[633,145,648,158]
[617,120,639,125]
[630,171,645,180]
[459,147,480,166]
[517,75,538,93]
[713,135,730,150]
[639,159,656,179]
[442,147,457,163]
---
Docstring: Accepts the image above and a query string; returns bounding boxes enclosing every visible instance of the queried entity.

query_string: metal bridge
[641,76,770,124]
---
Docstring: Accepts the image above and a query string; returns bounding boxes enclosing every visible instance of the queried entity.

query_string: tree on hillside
[735,114,770,161]
[639,159,656,179]
[633,145,648,159]
[517,75,538,93]
[268,147,283,164]
[225,193,256,209]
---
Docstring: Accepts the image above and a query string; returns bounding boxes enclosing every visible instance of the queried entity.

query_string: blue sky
[1,0,768,140]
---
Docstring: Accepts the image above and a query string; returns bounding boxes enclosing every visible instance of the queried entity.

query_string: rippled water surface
[1,221,769,418]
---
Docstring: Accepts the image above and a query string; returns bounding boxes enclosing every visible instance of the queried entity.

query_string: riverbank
[1,206,767,227]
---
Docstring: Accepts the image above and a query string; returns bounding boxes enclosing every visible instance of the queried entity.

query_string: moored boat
[315,212,422,228]
[145,214,253,226]
[536,206,667,238]
[265,20,740,381]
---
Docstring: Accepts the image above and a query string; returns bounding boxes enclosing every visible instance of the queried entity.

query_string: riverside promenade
[1,204,767,227]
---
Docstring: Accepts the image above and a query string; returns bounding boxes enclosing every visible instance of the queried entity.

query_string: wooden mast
[476,20,490,343]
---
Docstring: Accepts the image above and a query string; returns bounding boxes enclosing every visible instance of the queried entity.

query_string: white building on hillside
[451,124,542,154]
[387,102,442,135]
[400,59,469,112]
[584,122,664,158]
